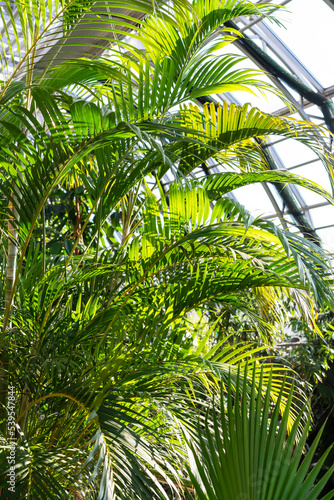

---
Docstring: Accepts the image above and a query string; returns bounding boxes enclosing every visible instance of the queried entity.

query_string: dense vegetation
[0,0,333,498]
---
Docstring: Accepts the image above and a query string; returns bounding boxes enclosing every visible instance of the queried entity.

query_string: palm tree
[0,0,333,498]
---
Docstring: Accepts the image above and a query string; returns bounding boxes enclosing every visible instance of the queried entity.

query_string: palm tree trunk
[0,202,18,433]
[5,202,18,310]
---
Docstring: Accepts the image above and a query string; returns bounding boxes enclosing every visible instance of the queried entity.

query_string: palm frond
[184,366,334,500]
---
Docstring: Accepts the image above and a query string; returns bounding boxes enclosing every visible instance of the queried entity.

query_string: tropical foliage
[185,367,334,500]
[0,0,333,498]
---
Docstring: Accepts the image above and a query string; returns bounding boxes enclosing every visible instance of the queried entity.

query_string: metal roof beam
[256,138,320,243]
[274,85,334,117]
[323,0,334,10]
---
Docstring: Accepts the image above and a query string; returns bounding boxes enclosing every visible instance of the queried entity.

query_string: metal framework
[224,0,334,248]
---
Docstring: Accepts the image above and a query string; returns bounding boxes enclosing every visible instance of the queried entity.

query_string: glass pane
[273,139,318,169]
[233,184,276,216]
[269,0,334,88]
[216,45,286,113]
[316,228,334,251]
[297,187,329,207]
[308,205,334,228]
[292,161,332,191]
[267,184,284,211]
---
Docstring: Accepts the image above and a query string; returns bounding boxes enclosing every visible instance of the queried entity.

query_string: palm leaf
[185,366,334,500]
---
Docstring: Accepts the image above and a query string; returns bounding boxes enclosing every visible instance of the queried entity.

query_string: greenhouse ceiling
[1,0,334,252]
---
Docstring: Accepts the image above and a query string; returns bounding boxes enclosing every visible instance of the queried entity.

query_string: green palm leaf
[185,367,334,500]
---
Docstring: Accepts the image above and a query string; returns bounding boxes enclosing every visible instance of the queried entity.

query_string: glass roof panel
[272,139,319,169]
[316,228,334,252]
[308,205,334,228]
[218,1,334,247]
[292,162,332,192]
[296,186,330,207]
[1,0,332,251]
[232,183,276,215]
[268,0,334,88]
